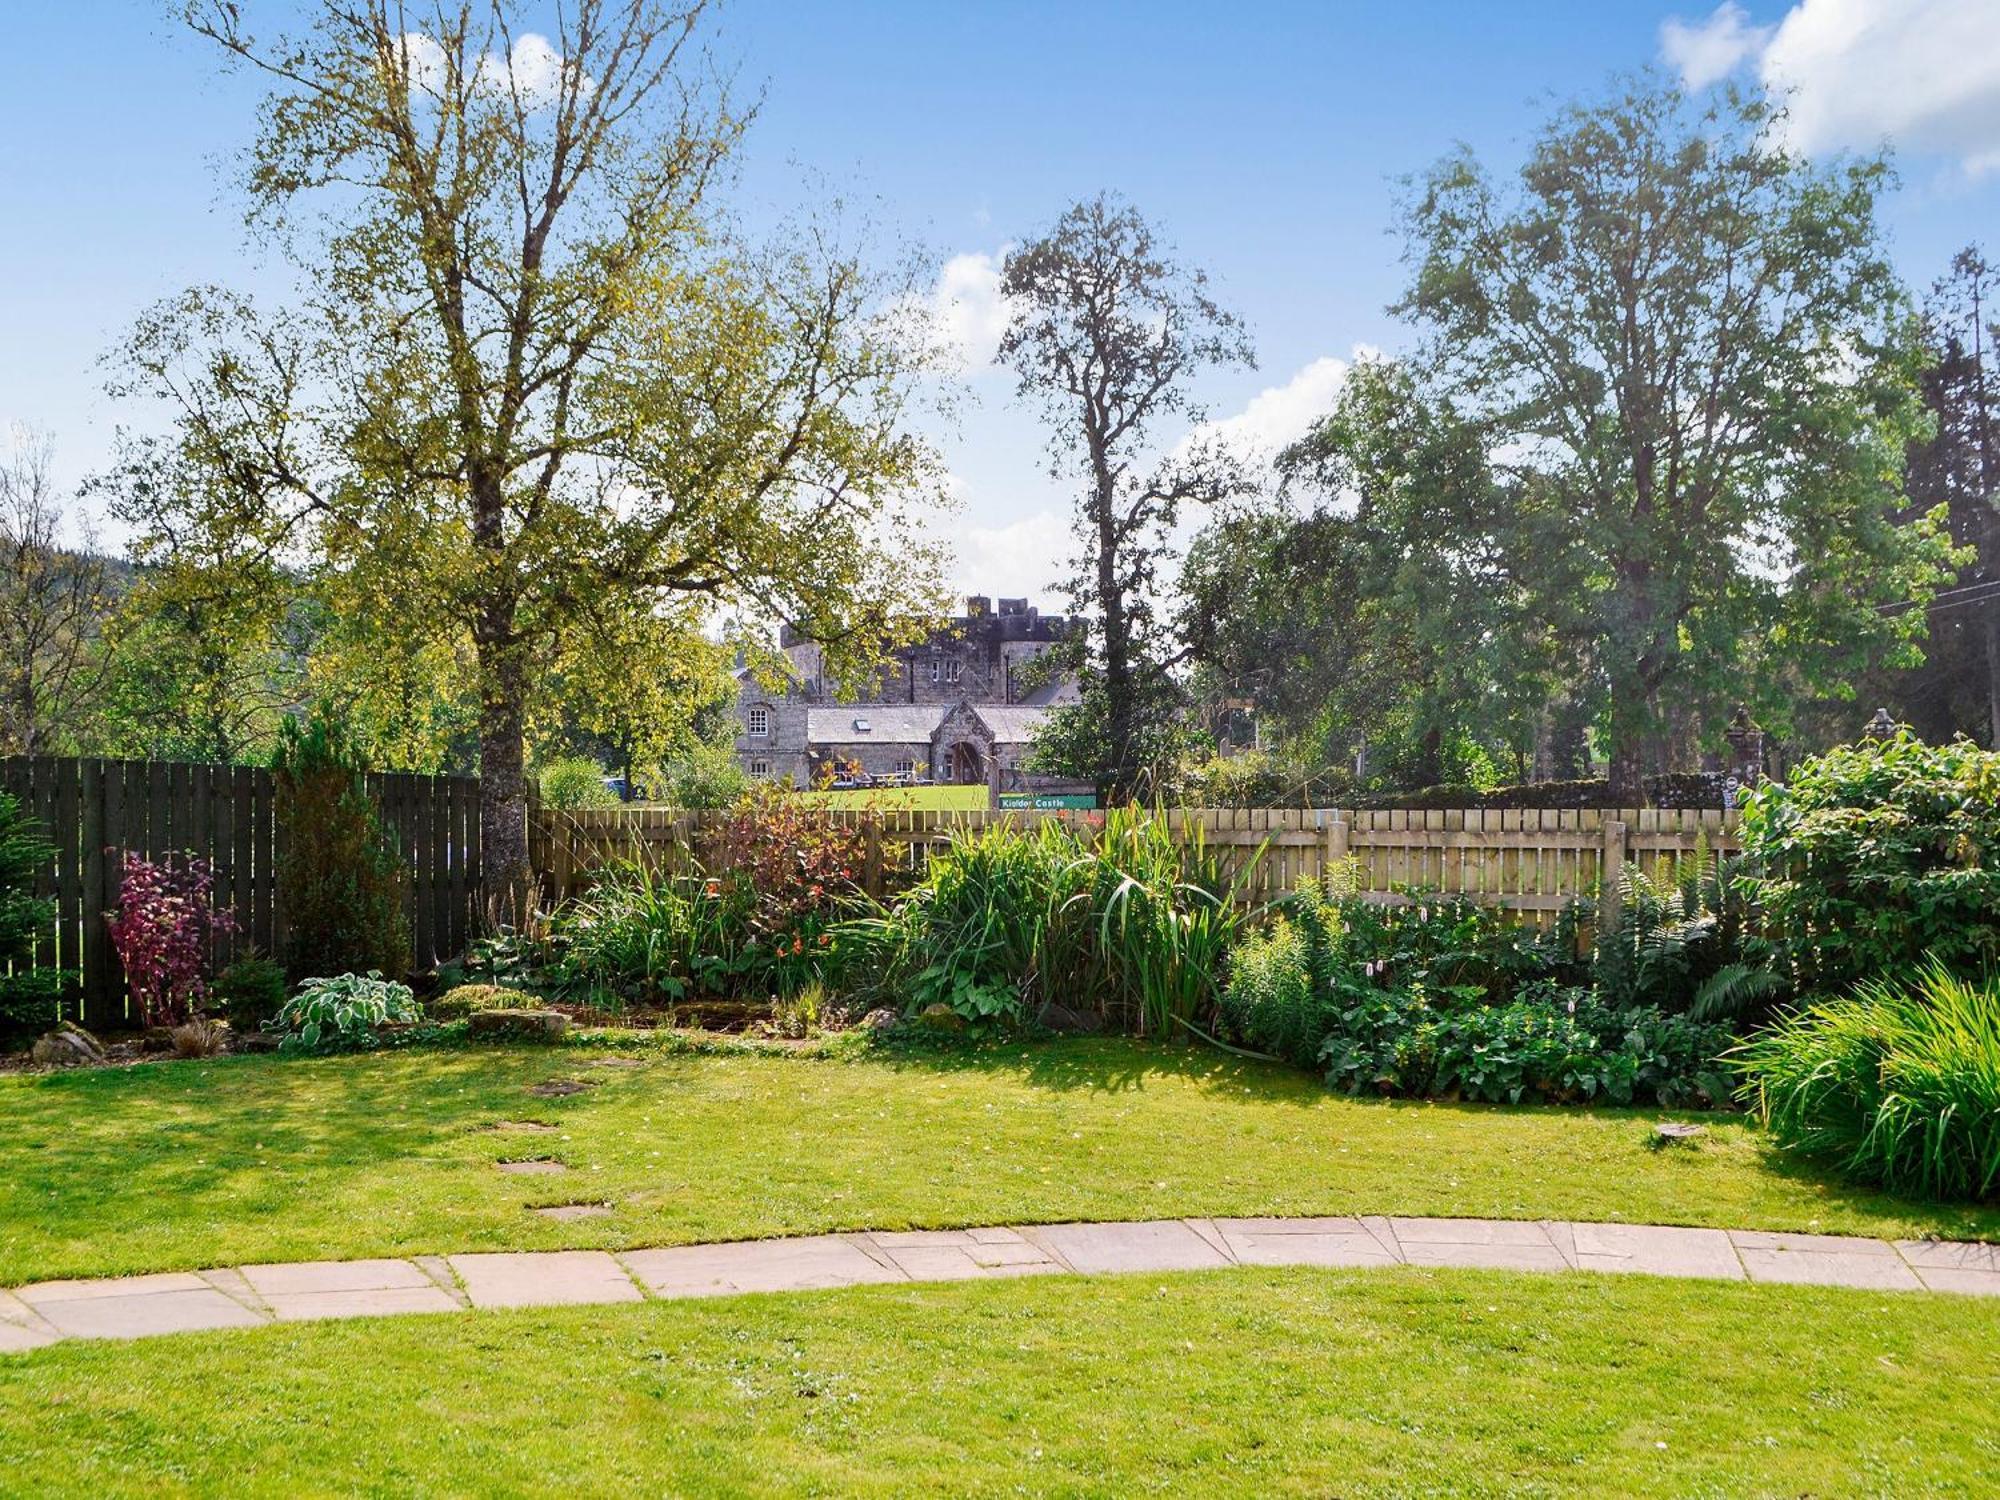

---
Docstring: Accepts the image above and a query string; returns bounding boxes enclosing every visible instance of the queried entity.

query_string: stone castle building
[733,595,1082,792]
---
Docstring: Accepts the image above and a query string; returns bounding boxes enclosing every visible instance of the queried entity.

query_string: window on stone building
[945,658,962,684]
[929,657,941,683]
[746,704,771,736]
[749,758,771,779]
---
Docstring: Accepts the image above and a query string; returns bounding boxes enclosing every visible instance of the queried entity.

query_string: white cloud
[1660,1,2000,177]
[396,31,582,109]
[1660,3,1775,90]
[1177,352,1366,474]
[948,508,1070,603]
[1761,0,2000,174]
[912,248,1015,373]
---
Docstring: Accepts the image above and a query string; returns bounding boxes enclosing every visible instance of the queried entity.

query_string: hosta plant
[271,971,420,1055]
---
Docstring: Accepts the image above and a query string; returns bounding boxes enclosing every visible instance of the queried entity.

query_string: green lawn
[793,784,990,811]
[4,1039,1995,1287]
[4,1267,1996,1496]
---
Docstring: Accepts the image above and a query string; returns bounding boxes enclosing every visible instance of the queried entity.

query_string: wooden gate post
[1324,815,1350,890]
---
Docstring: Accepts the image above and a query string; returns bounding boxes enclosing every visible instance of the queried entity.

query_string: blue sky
[4,1,1997,603]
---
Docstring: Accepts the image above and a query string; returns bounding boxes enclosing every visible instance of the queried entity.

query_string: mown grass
[3,1267,1997,1496]
[4,1039,1996,1287]
[793,784,990,811]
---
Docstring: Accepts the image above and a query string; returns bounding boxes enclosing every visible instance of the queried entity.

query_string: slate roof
[804,706,947,743]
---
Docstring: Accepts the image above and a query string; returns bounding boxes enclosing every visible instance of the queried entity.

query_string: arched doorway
[947,740,986,785]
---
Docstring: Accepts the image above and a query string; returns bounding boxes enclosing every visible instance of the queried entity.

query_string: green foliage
[1594,851,1788,1026]
[429,984,542,1020]
[554,865,755,1006]
[538,757,616,811]
[841,808,1256,1038]
[212,954,288,1034]
[271,705,411,983]
[0,791,68,1039]
[1739,732,2000,990]
[1217,914,1327,1067]
[653,743,749,810]
[272,972,420,1055]
[1736,965,2000,1202]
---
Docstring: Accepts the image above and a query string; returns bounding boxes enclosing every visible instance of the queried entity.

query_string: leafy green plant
[271,704,411,983]
[1594,848,1787,1025]
[1735,964,2000,1201]
[0,792,70,1040]
[430,984,542,1019]
[271,971,421,1055]
[1738,732,2000,991]
[213,954,289,1033]
[539,757,617,810]
[554,864,756,1004]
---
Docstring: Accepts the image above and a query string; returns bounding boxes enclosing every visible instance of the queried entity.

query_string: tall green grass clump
[1735,964,2000,1201]
[553,862,751,1004]
[839,808,1258,1037]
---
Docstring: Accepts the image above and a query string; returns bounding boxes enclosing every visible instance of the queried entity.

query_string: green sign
[998,792,1099,810]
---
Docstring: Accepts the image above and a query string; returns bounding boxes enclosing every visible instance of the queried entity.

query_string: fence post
[1324,815,1349,889]
[1601,818,1627,923]
[862,817,883,901]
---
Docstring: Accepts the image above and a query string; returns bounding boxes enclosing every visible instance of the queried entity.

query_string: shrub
[170,1018,226,1058]
[841,808,1255,1037]
[272,706,411,983]
[1593,851,1787,1026]
[1738,732,2000,991]
[1735,965,2000,1201]
[0,792,69,1040]
[431,983,543,1019]
[554,864,756,1003]
[104,851,235,1027]
[700,786,869,991]
[652,744,749,810]
[213,954,289,1033]
[539,756,617,810]
[271,971,421,1055]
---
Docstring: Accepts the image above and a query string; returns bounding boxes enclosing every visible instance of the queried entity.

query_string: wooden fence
[0,757,481,1028]
[530,804,1743,916]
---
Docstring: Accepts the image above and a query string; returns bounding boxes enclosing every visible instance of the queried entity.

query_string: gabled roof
[804,706,946,743]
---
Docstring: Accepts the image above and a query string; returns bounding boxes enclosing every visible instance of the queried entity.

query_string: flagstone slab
[239,1259,460,1320]
[29,1287,268,1340]
[1392,1218,1569,1272]
[495,1159,568,1175]
[449,1251,641,1309]
[0,1321,60,1353]
[1569,1223,1744,1281]
[1217,1217,1401,1268]
[624,1236,906,1297]
[264,1286,465,1321]
[861,1229,1062,1281]
[17,1271,212,1304]
[1731,1232,1923,1291]
[1032,1219,1233,1274]
[1911,1267,2000,1296]
[531,1203,615,1221]
[1895,1240,2000,1273]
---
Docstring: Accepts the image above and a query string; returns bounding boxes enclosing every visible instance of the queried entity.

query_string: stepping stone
[240,1259,460,1322]
[1569,1222,1743,1280]
[624,1236,906,1297]
[1730,1230,1923,1291]
[487,1121,557,1134]
[1216,1216,1401,1268]
[584,1057,644,1069]
[18,1273,268,1340]
[1390,1218,1571,1273]
[496,1159,567,1175]
[527,1080,593,1098]
[1032,1220,1232,1275]
[530,1203,614,1222]
[449,1251,641,1309]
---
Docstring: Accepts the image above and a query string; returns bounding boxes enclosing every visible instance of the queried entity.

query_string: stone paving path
[3,1216,1996,1351]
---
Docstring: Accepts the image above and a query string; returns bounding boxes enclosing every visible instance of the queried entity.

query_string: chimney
[965,594,991,618]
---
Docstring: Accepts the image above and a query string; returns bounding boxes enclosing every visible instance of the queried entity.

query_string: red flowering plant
[701,786,873,992]
[104,851,237,1027]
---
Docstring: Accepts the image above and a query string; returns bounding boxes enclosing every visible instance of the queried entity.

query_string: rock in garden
[469,1008,568,1043]
[860,1007,902,1035]
[916,1003,966,1034]
[30,1023,106,1068]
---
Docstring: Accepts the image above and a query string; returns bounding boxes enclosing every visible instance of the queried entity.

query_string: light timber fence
[530,804,1743,915]
[0,757,481,1029]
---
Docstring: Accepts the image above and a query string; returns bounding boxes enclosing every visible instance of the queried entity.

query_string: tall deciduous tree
[116,1,946,909]
[0,430,115,754]
[998,195,1253,799]
[1398,80,1956,795]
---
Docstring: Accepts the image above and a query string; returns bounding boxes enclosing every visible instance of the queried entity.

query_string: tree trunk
[475,617,534,925]
[1987,608,2000,750]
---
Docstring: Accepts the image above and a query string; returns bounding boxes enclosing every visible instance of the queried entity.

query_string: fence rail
[531,804,1743,917]
[0,757,480,1028]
